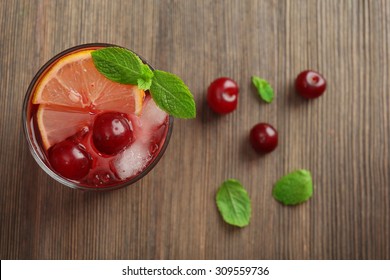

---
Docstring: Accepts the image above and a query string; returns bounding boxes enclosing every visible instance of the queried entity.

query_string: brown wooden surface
[1,0,389,260]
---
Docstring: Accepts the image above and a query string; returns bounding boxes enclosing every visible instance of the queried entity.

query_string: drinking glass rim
[22,43,174,191]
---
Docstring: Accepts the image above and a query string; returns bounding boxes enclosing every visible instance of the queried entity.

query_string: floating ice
[113,140,152,180]
[140,98,168,131]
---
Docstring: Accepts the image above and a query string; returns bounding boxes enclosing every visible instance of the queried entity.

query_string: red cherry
[207,77,239,114]
[250,123,278,153]
[49,140,92,180]
[92,112,133,155]
[295,70,326,99]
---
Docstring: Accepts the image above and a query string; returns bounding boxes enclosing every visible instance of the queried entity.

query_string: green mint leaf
[150,70,196,119]
[137,64,154,90]
[92,47,195,118]
[216,179,251,228]
[137,78,152,91]
[251,76,274,103]
[91,47,153,89]
[272,169,313,205]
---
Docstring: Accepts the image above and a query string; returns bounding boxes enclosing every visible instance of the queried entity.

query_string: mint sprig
[137,64,154,90]
[150,70,196,119]
[216,179,251,228]
[91,47,196,119]
[251,76,274,103]
[272,169,313,205]
[91,47,154,89]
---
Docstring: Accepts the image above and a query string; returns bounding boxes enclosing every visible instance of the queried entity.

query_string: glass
[22,43,173,191]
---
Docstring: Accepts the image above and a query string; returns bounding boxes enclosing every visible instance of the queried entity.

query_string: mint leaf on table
[216,179,251,228]
[251,76,274,103]
[150,70,196,119]
[91,47,154,90]
[272,169,313,205]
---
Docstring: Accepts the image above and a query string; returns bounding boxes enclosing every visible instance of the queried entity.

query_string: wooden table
[1,0,389,260]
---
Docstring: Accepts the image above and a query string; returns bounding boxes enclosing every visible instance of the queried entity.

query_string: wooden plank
[0,0,389,259]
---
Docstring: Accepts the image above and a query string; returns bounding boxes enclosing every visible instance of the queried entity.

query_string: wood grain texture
[0,0,389,260]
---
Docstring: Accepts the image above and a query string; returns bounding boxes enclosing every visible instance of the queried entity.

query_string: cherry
[250,123,278,153]
[295,70,326,99]
[207,77,239,114]
[92,112,133,155]
[49,140,92,180]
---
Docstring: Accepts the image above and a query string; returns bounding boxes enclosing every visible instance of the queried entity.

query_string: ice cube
[140,98,168,131]
[112,140,153,180]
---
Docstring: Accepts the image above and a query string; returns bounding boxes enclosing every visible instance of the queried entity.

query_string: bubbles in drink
[89,170,115,186]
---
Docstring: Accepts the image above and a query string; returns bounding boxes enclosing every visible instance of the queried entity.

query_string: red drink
[23,44,173,190]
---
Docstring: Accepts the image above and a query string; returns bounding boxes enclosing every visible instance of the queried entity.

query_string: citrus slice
[32,49,145,115]
[36,105,93,150]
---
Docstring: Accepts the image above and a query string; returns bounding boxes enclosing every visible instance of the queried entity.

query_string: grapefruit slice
[37,105,93,150]
[32,50,145,115]
[33,48,146,150]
